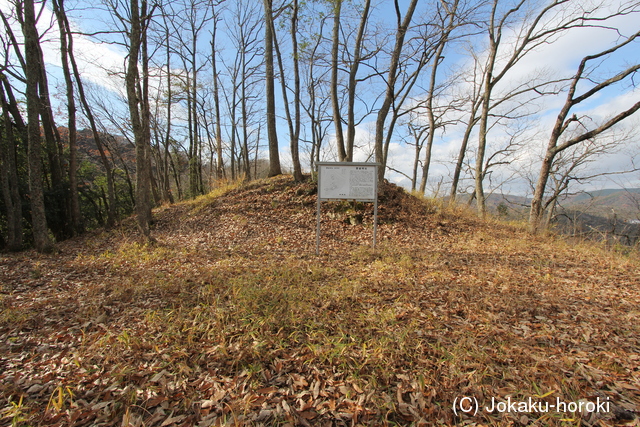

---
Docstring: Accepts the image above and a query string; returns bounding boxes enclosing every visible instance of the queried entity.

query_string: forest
[2,1,640,425]
[1,0,639,251]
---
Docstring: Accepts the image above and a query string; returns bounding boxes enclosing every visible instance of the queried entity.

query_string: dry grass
[1,175,639,427]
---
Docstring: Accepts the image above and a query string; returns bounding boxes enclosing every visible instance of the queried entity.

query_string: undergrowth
[1,175,639,426]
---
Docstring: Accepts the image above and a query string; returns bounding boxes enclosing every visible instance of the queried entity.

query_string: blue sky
[1,0,639,195]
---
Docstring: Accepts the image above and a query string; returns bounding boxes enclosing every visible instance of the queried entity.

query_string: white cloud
[389,0,640,196]
[0,0,128,94]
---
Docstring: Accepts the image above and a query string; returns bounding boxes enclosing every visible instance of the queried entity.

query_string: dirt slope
[1,175,639,426]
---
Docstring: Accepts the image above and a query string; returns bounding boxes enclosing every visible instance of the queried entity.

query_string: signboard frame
[315,162,380,255]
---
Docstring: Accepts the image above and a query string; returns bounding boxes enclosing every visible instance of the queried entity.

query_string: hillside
[457,190,640,246]
[561,189,640,221]
[454,189,640,221]
[1,175,639,426]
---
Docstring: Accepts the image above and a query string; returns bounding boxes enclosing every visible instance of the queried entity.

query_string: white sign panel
[317,163,377,201]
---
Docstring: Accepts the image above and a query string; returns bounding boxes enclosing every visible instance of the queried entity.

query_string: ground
[1,175,639,426]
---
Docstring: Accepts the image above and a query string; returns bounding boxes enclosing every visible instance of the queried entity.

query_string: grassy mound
[1,175,639,426]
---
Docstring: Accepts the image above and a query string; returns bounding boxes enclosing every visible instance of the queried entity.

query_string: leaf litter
[1,175,639,426]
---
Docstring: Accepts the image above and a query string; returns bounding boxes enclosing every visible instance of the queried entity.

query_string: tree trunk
[346,0,371,162]
[241,65,251,181]
[270,0,304,181]
[186,72,197,197]
[62,12,116,227]
[229,86,237,181]
[290,0,303,181]
[419,0,458,193]
[34,14,68,239]
[474,32,497,218]
[211,17,224,181]
[0,82,23,250]
[126,0,153,239]
[449,96,480,205]
[529,32,640,233]
[53,0,82,235]
[272,0,303,181]
[330,0,346,161]
[161,16,174,203]
[37,61,64,195]
[264,0,282,177]
[374,0,419,183]
[529,152,554,233]
[22,0,53,252]
[474,90,490,218]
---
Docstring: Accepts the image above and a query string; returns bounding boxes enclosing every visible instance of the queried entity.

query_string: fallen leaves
[1,176,640,426]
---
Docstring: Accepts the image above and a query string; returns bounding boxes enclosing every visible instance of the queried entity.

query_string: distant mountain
[551,207,640,246]
[450,189,640,245]
[559,188,640,221]
[454,188,640,221]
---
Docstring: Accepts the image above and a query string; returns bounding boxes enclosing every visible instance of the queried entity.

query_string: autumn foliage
[1,176,639,426]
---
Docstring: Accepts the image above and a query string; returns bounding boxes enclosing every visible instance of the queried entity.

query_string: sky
[1,0,639,196]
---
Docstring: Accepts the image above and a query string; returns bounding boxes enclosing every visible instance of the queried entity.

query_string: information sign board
[317,163,377,201]
[315,162,379,254]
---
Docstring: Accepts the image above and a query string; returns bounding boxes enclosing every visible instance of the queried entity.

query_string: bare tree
[529,29,640,233]
[326,0,379,163]
[210,5,224,181]
[0,17,25,250]
[272,0,304,181]
[404,116,429,191]
[374,0,419,182]
[121,0,156,239]
[344,0,372,162]
[415,0,464,194]
[165,0,213,197]
[20,0,53,251]
[52,0,82,235]
[0,77,23,250]
[449,58,483,205]
[299,8,331,169]
[239,3,263,181]
[542,139,626,226]
[152,6,176,203]
[470,0,608,218]
[223,0,264,181]
[58,12,119,227]
[264,0,282,177]
[329,0,346,161]
[5,0,69,241]
[289,0,303,180]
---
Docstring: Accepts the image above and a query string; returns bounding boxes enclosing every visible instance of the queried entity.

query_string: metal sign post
[315,162,380,255]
